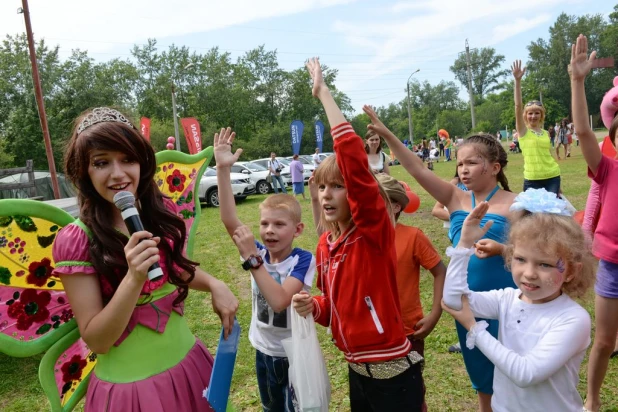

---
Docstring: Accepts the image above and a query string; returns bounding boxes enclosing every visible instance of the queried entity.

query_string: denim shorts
[595,259,618,299]
[523,176,561,196]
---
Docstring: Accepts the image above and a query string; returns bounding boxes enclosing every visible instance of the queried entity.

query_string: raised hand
[306,57,327,98]
[362,105,391,138]
[213,127,242,168]
[569,34,597,82]
[308,175,319,201]
[511,60,525,80]
[459,201,494,248]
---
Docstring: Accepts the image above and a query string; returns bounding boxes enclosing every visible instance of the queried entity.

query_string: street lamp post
[406,69,420,142]
[171,63,195,151]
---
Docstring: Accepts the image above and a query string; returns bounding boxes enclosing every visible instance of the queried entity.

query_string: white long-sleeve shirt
[443,247,591,412]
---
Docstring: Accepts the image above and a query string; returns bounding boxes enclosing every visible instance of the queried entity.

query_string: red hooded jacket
[312,123,411,363]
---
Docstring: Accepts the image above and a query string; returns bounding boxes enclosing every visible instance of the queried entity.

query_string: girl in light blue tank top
[360,109,519,411]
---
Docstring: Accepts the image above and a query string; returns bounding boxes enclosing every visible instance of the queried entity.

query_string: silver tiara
[77,107,134,135]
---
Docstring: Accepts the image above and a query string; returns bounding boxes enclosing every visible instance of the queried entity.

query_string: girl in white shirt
[365,130,390,174]
[443,189,596,412]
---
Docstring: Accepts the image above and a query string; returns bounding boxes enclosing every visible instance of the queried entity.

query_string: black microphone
[113,191,163,281]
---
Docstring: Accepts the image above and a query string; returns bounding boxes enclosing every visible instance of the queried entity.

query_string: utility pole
[171,63,194,152]
[465,39,476,129]
[19,0,60,199]
[171,83,181,151]
[406,69,420,142]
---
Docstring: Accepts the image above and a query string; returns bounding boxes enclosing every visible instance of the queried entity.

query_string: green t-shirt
[518,129,561,180]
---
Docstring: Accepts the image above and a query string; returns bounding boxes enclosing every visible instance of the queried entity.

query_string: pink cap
[601,76,618,129]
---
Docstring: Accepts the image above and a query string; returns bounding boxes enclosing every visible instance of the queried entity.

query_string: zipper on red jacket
[365,296,385,334]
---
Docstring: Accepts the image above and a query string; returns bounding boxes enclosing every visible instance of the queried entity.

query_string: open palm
[460,202,494,247]
[213,127,242,167]
[569,34,597,81]
[511,60,525,80]
[306,57,325,97]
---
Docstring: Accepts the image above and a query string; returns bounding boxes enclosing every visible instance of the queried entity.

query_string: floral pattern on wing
[1,287,73,341]
[53,338,96,408]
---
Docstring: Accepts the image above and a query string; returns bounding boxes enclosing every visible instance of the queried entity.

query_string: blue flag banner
[314,120,324,153]
[290,120,304,155]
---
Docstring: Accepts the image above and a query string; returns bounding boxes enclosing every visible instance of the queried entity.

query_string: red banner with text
[180,117,202,154]
[140,117,151,141]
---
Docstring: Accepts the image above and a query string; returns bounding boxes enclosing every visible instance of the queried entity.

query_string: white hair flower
[509,188,573,216]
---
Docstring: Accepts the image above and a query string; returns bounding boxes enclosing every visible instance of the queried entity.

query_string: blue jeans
[523,176,561,196]
[255,350,294,412]
[271,174,287,194]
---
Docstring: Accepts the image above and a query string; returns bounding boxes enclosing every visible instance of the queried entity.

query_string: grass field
[1,139,617,411]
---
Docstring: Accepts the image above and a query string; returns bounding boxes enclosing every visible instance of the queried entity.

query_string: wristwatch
[242,254,264,271]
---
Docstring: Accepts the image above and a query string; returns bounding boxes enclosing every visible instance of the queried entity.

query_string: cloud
[491,14,553,44]
[1,0,357,54]
[331,0,581,94]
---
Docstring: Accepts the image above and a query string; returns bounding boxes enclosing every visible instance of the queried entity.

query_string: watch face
[249,257,258,266]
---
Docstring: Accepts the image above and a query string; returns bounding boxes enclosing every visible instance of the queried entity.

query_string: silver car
[198,167,255,207]
[233,162,273,195]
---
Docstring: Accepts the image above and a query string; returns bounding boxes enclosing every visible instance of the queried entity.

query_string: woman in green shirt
[511,60,561,195]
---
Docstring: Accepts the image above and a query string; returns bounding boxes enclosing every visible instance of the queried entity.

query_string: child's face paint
[511,244,565,304]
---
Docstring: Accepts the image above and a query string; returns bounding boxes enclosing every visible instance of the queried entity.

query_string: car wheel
[256,180,271,195]
[208,188,220,207]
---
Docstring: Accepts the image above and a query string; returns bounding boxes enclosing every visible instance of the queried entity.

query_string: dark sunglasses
[526,100,543,107]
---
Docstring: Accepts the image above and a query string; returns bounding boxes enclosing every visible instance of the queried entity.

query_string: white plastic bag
[281,310,331,412]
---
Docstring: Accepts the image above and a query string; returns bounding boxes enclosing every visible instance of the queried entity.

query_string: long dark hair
[64,110,197,305]
[461,134,511,192]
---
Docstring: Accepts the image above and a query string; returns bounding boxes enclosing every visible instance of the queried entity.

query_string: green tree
[526,12,611,121]
[450,47,509,103]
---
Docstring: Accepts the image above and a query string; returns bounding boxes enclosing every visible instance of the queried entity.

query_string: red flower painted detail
[166,169,186,193]
[26,258,53,287]
[7,289,51,330]
[61,354,88,383]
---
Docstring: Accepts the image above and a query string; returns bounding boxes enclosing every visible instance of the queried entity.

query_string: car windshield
[277,158,291,166]
[245,162,267,172]
[297,157,311,164]
[204,168,217,177]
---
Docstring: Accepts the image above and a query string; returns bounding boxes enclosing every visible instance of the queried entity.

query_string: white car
[232,161,272,195]
[198,167,255,207]
[250,158,292,188]
[283,157,314,183]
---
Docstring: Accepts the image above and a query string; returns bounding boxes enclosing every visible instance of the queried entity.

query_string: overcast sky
[1,0,613,113]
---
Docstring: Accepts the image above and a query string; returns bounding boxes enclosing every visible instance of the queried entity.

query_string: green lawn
[1,141,617,411]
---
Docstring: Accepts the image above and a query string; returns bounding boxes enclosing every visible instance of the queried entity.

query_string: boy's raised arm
[214,127,244,237]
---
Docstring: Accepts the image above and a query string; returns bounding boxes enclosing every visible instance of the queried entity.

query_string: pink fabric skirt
[85,340,215,412]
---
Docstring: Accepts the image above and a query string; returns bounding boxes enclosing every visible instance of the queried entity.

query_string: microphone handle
[121,207,164,281]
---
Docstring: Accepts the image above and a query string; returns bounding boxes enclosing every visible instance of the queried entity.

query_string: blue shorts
[595,259,618,299]
[292,182,304,195]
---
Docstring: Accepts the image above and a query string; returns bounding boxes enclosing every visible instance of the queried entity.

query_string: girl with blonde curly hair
[443,189,595,411]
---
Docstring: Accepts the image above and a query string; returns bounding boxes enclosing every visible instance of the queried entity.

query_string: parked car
[284,156,314,183]
[198,167,255,207]
[233,161,272,195]
[250,158,292,188]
